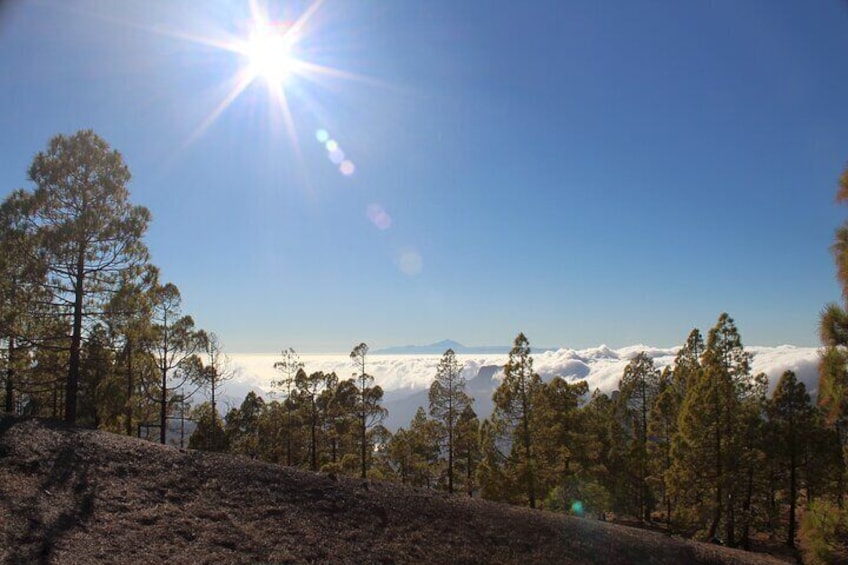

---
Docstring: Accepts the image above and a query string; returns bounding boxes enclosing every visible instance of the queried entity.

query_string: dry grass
[0,417,795,564]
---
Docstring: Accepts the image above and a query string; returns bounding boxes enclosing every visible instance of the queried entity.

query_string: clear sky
[1,0,847,353]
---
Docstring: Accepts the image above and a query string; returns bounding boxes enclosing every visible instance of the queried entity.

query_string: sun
[170,0,376,148]
[245,26,297,84]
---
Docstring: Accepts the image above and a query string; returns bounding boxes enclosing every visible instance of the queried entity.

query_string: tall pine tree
[429,348,472,493]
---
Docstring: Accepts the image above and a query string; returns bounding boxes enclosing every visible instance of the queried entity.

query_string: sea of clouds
[215,345,822,429]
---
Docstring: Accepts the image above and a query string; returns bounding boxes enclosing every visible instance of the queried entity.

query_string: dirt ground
[0,417,796,564]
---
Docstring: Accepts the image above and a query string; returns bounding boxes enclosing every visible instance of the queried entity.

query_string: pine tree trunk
[360,414,367,479]
[125,342,134,436]
[708,418,722,541]
[741,461,754,550]
[467,447,473,497]
[311,399,318,471]
[837,423,846,510]
[160,365,168,444]
[788,449,797,547]
[211,378,218,450]
[360,374,367,479]
[5,335,15,413]
[448,400,454,494]
[523,404,535,508]
[65,246,86,424]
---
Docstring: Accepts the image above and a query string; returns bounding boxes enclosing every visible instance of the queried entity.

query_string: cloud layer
[222,344,822,423]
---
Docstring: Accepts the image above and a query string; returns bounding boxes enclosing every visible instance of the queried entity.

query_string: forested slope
[0,417,790,564]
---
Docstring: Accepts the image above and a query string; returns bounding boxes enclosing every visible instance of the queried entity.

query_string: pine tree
[534,377,589,506]
[670,313,752,546]
[0,190,47,414]
[194,332,233,451]
[673,329,704,397]
[295,370,335,471]
[389,407,441,487]
[769,370,815,547]
[429,348,472,493]
[104,266,158,436]
[350,343,386,478]
[455,404,480,497]
[492,332,544,508]
[76,323,116,429]
[27,131,151,423]
[579,389,616,510]
[819,161,848,505]
[272,347,303,466]
[145,282,205,444]
[189,401,228,451]
[317,375,358,470]
[476,417,515,503]
[648,368,678,527]
[225,391,266,458]
[617,352,661,522]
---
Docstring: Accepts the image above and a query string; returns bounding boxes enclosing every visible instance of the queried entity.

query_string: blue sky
[1,0,847,353]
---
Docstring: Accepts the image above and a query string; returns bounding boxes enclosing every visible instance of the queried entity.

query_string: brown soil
[0,417,796,564]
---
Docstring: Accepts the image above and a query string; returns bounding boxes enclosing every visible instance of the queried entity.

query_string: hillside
[0,417,792,564]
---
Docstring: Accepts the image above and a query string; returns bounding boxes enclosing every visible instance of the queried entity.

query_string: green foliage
[350,343,387,479]
[769,370,815,547]
[799,498,848,564]
[455,404,480,496]
[27,130,151,423]
[77,324,118,430]
[295,370,336,470]
[317,374,359,469]
[0,189,48,414]
[818,161,848,506]
[225,391,266,458]
[545,477,611,519]
[616,352,661,521]
[647,368,678,526]
[476,417,517,503]
[669,314,755,546]
[428,348,472,493]
[490,332,544,508]
[388,408,441,487]
[534,377,589,505]
[146,282,205,444]
[190,401,228,452]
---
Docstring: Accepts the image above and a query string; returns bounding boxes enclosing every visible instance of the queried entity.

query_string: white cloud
[224,344,822,413]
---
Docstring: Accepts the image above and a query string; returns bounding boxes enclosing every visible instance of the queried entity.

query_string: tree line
[0,130,229,442]
[3,130,848,557]
[202,319,840,554]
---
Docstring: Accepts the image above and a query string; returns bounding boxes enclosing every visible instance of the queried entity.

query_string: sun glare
[245,27,296,84]
[166,0,377,155]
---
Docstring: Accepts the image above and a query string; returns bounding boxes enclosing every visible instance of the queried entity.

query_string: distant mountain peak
[374,340,468,355]
[431,339,465,349]
[374,339,509,355]
[373,339,553,355]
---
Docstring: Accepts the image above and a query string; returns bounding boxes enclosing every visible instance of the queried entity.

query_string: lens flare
[399,249,423,276]
[340,160,356,176]
[316,129,329,143]
[367,204,392,230]
[329,148,345,164]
